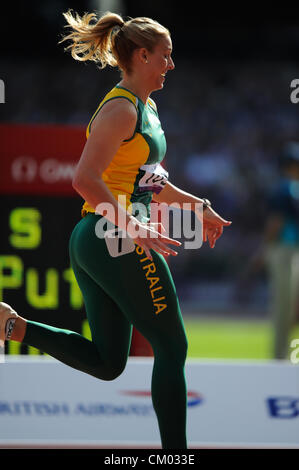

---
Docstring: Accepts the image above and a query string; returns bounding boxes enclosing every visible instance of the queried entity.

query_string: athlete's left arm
[152,180,205,210]
[152,180,232,248]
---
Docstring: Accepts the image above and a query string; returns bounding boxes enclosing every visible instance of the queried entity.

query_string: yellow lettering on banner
[8,340,42,356]
[8,340,21,355]
[0,255,23,300]
[9,208,41,249]
[82,319,92,340]
[0,259,83,310]
[26,268,58,308]
[28,345,41,355]
[63,268,83,309]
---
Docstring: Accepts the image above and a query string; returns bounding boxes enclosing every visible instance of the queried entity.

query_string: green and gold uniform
[82,85,169,222]
[23,85,188,449]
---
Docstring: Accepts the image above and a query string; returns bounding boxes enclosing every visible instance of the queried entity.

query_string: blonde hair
[59,10,170,74]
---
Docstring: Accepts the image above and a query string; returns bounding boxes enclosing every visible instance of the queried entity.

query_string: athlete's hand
[127,218,181,260]
[195,205,232,249]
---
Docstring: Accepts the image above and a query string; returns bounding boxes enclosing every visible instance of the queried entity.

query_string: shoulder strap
[86,87,139,138]
[147,97,157,113]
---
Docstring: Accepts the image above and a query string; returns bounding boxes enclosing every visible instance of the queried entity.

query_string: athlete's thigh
[122,246,188,353]
[70,214,187,351]
[70,249,132,364]
[87,243,186,352]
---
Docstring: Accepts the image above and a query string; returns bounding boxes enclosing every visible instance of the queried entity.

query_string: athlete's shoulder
[86,85,138,138]
[102,85,139,110]
[96,97,137,121]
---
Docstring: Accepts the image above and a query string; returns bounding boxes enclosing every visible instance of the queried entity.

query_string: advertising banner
[0,124,85,196]
[0,358,298,448]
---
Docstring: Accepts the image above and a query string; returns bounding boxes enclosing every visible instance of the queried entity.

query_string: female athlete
[0,10,231,449]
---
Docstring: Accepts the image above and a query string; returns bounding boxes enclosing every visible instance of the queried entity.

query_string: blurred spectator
[264,142,299,359]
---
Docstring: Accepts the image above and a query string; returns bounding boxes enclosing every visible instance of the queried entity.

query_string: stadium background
[1,0,299,360]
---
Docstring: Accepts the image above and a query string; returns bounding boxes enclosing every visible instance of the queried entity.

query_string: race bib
[104,228,135,258]
[138,163,168,194]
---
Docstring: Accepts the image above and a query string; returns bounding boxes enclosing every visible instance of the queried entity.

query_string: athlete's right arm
[72,99,181,260]
[72,98,136,216]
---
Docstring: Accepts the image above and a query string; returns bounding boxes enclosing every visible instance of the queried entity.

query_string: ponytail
[60,10,169,74]
[59,10,124,68]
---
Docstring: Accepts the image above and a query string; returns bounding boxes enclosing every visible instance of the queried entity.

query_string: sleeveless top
[81,84,168,223]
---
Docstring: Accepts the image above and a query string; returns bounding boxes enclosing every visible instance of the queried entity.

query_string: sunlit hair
[59,10,170,74]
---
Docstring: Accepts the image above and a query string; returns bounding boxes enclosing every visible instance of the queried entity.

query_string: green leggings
[23,213,188,449]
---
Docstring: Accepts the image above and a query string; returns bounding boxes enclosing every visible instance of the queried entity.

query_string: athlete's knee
[101,366,125,381]
[154,334,188,365]
[95,360,127,381]
[179,335,188,364]
[172,332,188,363]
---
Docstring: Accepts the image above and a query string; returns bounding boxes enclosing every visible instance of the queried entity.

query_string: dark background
[2,2,299,60]
[1,0,299,61]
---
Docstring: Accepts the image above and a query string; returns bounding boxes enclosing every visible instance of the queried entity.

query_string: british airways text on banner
[267,397,299,418]
[0,390,203,417]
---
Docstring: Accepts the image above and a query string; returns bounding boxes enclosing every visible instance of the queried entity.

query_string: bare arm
[72,98,137,229]
[152,180,205,210]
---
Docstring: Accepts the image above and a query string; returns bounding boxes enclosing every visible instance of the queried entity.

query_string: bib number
[138,163,168,194]
[104,228,135,258]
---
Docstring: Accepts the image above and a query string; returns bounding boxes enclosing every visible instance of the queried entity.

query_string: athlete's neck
[118,79,151,105]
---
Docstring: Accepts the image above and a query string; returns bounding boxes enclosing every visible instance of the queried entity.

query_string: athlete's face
[146,35,174,90]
